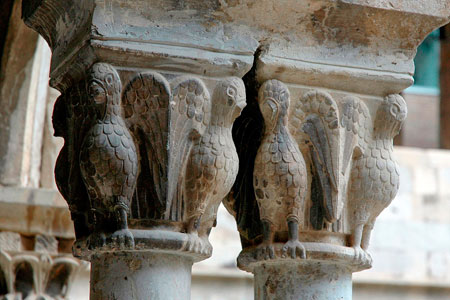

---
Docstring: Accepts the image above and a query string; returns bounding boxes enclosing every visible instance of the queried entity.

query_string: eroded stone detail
[53,62,246,258]
[253,80,307,260]
[80,63,138,251]
[229,78,406,270]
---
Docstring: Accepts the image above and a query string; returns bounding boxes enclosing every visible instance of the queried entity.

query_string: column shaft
[90,252,193,300]
[254,263,352,300]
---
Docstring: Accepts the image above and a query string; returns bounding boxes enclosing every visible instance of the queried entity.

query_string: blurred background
[0,0,449,299]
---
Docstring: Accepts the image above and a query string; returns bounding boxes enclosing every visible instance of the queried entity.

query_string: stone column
[221,2,449,300]
[21,0,449,299]
[22,1,251,299]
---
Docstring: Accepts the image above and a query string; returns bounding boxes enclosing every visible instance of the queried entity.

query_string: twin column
[22,0,448,299]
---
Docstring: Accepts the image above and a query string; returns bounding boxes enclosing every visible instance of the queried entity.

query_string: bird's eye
[227,86,237,106]
[390,103,400,116]
[105,74,113,85]
[227,86,236,98]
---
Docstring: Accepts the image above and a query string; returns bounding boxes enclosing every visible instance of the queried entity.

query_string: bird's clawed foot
[353,246,372,265]
[282,239,306,259]
[109,229,135,249]
[255,243,275,260]
[87,232,106,250]
[187,233,211,255]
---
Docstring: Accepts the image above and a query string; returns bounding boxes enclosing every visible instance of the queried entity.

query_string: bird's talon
[283,240,306,259]
[110,229,134,249]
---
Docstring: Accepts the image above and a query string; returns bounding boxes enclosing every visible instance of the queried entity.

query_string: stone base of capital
[73,229,212,262]
[238,242,371,300]
[76,229,211,299]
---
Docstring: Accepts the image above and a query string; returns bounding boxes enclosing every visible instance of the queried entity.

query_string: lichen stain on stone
[127,258,142,271]
[212,0,333,36]
[310,3,373,47]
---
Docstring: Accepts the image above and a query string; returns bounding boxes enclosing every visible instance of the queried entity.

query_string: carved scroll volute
[54,63,246,257]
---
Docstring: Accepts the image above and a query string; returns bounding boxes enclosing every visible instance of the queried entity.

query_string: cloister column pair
[22,0,449,299]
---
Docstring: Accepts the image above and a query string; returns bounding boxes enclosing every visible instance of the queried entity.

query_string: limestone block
[0,232,22,252]
[0,187,73,238]
[0,0,38,186]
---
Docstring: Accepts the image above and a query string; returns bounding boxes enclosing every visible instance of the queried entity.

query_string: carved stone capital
[0,232,87,299]
[230,79,407,270]
[52,63,246,261]
[21,0,449,298]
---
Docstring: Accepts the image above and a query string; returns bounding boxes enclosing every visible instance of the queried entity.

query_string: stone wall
[400,91,440,149]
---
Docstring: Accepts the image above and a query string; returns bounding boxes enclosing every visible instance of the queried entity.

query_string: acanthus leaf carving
[0,250,88,299]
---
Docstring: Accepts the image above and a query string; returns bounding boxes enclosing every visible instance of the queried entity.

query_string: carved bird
[253,79,307,259]
[184,78,246,238]
[345,94,406,261]
[79,63,138,249]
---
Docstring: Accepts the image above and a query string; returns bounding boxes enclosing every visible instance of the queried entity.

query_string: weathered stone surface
[22,0,449,92]
[254,262,351,300]
[0,0,40,187]
[0,187,73,239]
[90,252,192,300]
[49,63,245,261]
[20,0,450,299]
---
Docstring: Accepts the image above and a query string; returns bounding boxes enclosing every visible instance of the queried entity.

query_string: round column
[254,262,352,300]
[238,242,370,300]
[90,252,193,300]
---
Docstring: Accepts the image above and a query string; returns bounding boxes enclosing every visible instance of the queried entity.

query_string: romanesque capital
[53,63,246,260]
[228,79,407,266]
[22,0,252,262]
[21,0,449,299]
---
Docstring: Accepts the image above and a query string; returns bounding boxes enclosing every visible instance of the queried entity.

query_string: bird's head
[87,63,121,119]
[213,77,246,124]
[377,94,407,137]
[258,79,289,131]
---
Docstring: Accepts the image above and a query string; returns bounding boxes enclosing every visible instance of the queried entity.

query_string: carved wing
[340,96,372,174]
[290,91,341,223]
[122,72,171,218]
[54,81,96,239]
[166,77,211,221]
